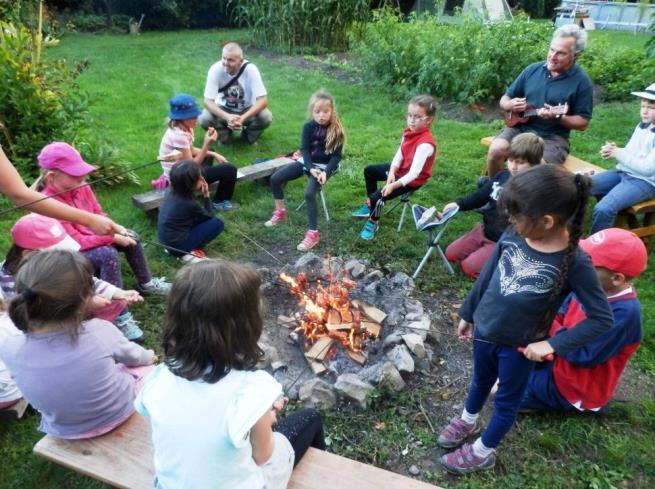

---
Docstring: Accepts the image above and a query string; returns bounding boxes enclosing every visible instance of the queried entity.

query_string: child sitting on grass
[38,142,171,301]
[520,228,647,413]
[441,133,543,278]
[157,93,239,211]
[591,83,655,233]
[352,94,437,241]
[158,161,224,264]
[136,260,325,489]
[0,250,156,439]
[1,213,144,340]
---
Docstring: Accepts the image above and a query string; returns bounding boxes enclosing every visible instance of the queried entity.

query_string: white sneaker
[115,312,144,342]
[137,277,171,296]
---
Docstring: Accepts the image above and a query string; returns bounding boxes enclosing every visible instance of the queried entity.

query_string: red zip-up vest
[397,126,437,188]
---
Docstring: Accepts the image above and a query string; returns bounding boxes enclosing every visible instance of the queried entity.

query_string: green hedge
[351,9,655,104]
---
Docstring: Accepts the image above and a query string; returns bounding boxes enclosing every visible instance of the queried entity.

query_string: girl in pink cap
[36,142,171,307]
[1,213,145,341]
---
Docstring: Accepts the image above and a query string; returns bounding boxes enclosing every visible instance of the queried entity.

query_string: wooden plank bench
[480,136,655,241]
[132,157,296,213]
[34,413,442,489]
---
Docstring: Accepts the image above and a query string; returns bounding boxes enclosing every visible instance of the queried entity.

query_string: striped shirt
[158,125,194,179]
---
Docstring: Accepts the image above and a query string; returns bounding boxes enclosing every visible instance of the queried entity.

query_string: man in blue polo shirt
[486,24,593,176]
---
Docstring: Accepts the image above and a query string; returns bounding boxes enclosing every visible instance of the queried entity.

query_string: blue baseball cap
[168,93,202,120]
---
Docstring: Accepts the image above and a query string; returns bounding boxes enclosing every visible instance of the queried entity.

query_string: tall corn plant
[230,0,371,53]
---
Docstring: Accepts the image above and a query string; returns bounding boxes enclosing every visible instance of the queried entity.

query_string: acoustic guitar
[504,103,569,128]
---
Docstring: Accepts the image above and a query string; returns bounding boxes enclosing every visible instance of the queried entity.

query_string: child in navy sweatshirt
[520,228,646,412]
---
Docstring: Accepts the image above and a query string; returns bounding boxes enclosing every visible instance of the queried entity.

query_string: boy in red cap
[520,228,647,412]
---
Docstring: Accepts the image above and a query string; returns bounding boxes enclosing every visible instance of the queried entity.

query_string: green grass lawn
[0,28,654,488]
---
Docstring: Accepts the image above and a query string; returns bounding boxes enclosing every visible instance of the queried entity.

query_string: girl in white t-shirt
[136,260,325,489]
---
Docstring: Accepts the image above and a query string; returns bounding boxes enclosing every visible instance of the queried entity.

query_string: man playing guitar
[486,24,593,176]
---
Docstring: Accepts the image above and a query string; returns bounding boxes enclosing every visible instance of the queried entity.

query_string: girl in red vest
[352,94,438,240]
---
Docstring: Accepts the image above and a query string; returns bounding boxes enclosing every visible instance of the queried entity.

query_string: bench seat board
[132,157,296,213]
[34,413,442,489]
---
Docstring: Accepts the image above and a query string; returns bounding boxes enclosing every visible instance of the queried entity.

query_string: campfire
[280,269,387,374]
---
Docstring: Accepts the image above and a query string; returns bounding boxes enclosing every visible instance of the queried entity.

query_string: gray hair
[222,42,243,58]
[552,24,587,55]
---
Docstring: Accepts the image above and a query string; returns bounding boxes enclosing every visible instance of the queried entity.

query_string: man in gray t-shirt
[199,42,272,144]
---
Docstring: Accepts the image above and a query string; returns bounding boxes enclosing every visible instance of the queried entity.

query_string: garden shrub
[351,10,551,103]
[230,0,371,53]
[111,0,235,30]
[352,9,655,104]
[64,13,131,33]
[0,20,137,185]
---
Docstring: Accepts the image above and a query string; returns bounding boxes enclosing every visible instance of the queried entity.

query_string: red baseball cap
[579,228,647,278]
[37,142,96,177]
[11,214,81,252]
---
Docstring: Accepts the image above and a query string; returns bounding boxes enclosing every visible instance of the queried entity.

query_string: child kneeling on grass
[352,94,437,240]
[591,83,655,233]
[442,133,543,278]
[0,250,156,439]
[136,260,326,489]
[520,228,647,413]
[158,161,224,264]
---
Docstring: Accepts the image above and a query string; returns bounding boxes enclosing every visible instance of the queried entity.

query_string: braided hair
[499,165,591,337]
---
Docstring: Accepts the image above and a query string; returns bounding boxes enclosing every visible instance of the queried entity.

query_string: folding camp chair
[411,204,458,278]
[384,191,416,233]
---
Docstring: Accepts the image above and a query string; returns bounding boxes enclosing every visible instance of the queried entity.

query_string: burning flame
[279,268,379,354]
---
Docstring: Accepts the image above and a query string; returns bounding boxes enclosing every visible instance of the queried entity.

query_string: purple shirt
[0,318,153,438]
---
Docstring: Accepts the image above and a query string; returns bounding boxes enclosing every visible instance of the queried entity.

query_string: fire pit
[257,253,440,409]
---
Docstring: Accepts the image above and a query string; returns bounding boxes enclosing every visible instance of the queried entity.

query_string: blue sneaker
[114,312,144,342]
[351,204,370,218]
[360,220,378,241]
[212,200,240,211]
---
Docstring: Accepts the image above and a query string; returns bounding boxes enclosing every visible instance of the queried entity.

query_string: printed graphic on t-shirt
[223,83,245,111]
[498,242,559,296]
[490,181,503,201]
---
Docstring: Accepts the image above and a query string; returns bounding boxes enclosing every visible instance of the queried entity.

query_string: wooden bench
[34,413,442,489]
[132,157,296,213]
[480,136,655,241]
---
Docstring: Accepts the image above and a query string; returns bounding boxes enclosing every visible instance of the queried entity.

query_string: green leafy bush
[580,42,655,101]
[0,20,137,185]
[351,10,551,103]
[65,14,131,33]
[111,0,235,30]
[230,0,371,53]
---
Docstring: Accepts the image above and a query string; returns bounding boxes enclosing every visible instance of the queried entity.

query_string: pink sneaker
[440,443,496,475]
[265,209,288,227]
[297,230,320,251]
[437,416,481,448]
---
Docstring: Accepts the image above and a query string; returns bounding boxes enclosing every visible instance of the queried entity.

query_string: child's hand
[88,215,126,237]
[113,234,137,247]
[381,182,397,197]
[522,340,554,362]
[113,289,143,304]
[89,294,112,311]
[205,127,218,144]
[457,319,473,341]
[272,396,288,414]
[442,202,457,215]
[311,169,327,185]
[600,142,618,160]
[199,177,210,198]
[209,151,227,163]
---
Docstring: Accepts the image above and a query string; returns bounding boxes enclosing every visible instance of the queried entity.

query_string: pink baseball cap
[37,142,96,176]
[579,228,647,278]
[11,214,81,252]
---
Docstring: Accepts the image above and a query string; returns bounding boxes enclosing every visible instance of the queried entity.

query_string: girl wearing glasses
[352,94,438,240]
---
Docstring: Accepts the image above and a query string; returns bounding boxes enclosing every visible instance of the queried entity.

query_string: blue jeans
[171,217,224,257]
[591,170,655,233]
[465,334,535,448]
[520,362,572,412]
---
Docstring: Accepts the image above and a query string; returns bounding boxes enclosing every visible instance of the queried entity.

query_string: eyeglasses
[406,113,428,121]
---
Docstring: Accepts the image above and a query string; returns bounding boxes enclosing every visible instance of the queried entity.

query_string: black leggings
[270,162,326,230]
[201,157,237,202]
[275,408,325,467]
[364,163,414,220]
